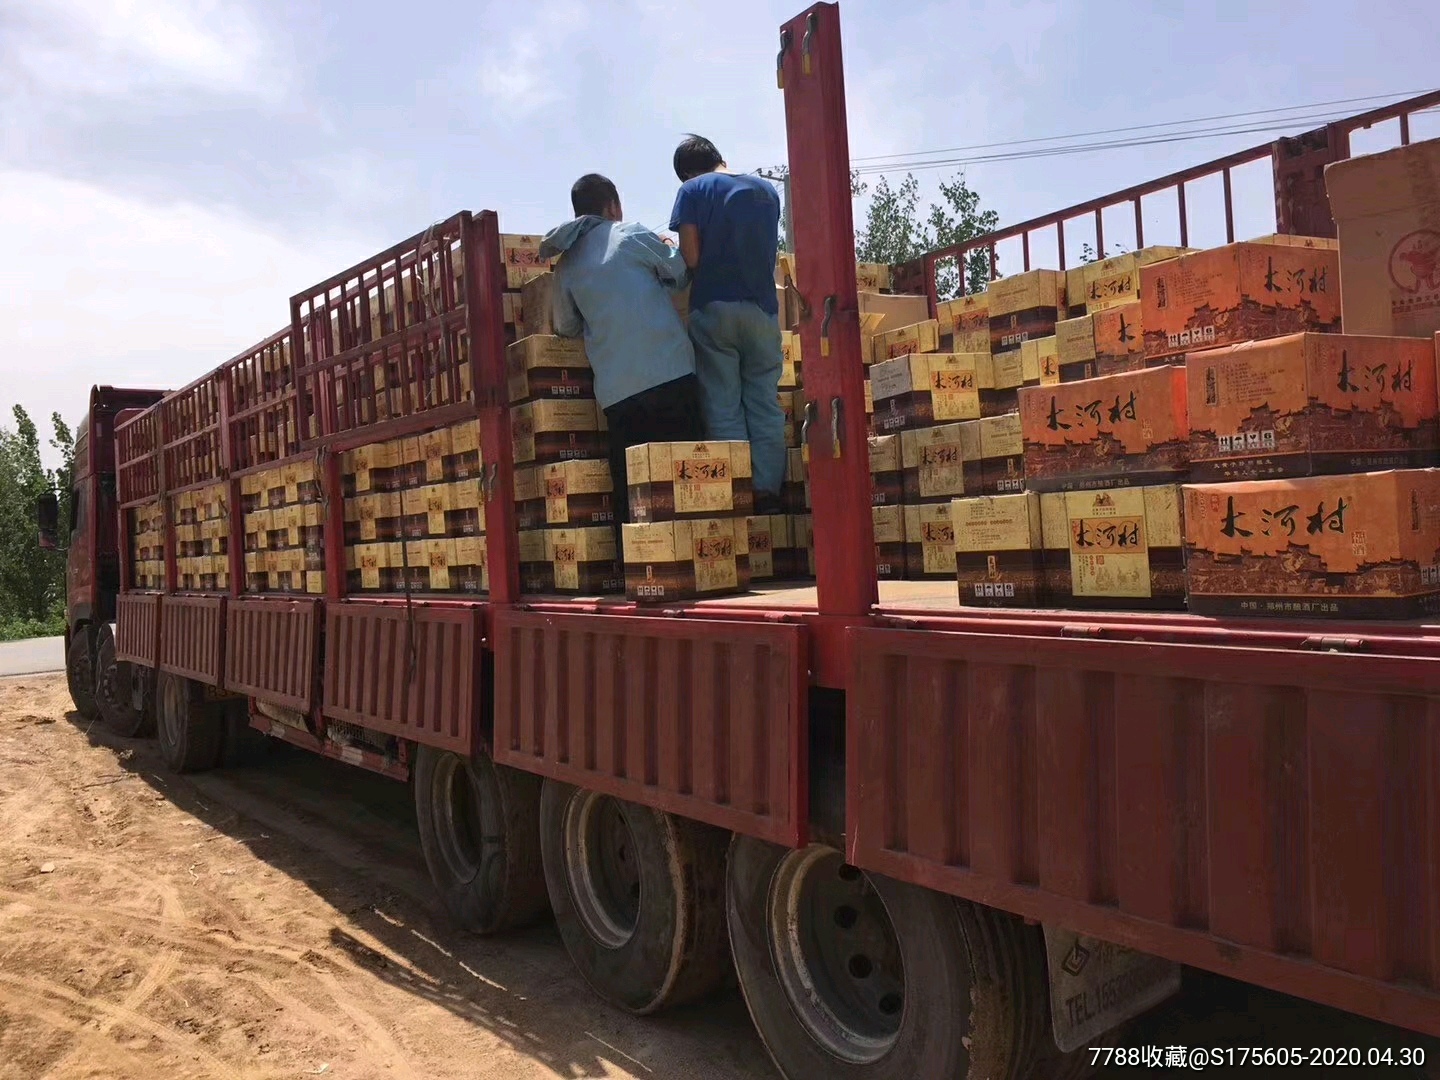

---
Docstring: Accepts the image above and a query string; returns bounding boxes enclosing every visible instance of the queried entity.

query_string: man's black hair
[571,173,620,217]
[673,134,724,182]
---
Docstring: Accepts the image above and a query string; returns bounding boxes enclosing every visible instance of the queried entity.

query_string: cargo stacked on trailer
[40,7,1440,1079]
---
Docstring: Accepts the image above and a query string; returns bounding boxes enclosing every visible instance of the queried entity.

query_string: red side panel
[225,597,320,712]
[846,626,1440,1038]
[323,601,480,755]
[492,609,809,846]
[114,593,161,666]
[159,594,226,685]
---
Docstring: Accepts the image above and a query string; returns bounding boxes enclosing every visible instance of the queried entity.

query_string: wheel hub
[432,754,498,887]
[563,791,641,949]
[767,846,905,1064]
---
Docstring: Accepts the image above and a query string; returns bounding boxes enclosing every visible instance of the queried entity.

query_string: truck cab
[40,385,165,720]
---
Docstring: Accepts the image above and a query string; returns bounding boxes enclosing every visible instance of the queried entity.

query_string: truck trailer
[37,6,1440,1078]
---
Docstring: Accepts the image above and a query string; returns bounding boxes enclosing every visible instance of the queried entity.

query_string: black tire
[155,671,225,773]
[539,781,730,1015]
[95,626,153,738]
[219,700,270,767]
[726,836,1091,1080]
[414,745,548,935]
[65,628,100,722]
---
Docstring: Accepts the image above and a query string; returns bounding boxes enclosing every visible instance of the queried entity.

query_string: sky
[3,0,1438,470]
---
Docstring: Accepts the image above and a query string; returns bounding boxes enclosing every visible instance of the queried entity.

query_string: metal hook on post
[776,28,792,88]
[799,399,818,465]
[819,295,836,357]
[830,396,843,460]
[801,12,818,76]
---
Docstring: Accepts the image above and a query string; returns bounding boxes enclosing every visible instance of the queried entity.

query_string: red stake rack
[779,3,876,684]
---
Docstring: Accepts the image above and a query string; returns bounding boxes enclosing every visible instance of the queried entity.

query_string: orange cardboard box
[1187,333,1439,482]
[1039,486,1186,610]
[1020,365,1189,492]
[1140,239,1341,358]
[1184,469,1440,618]
[1092,301,1146,376]
[953,492,1044,607]
[1325,138,1440,339]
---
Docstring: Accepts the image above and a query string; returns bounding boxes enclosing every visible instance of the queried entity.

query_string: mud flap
[1041,926,1181,1053]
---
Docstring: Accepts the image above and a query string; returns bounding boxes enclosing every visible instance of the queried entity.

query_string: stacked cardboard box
[243,458,326,595]
[1174,147,1440,620]
[340,418,487,594]
[173,482,229,592]
[622,441,755,602]
[129,499,166,590]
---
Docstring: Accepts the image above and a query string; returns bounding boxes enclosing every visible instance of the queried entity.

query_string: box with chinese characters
[500,233,552,290]
[904,503,956,580]
[869,435,903,507]
[1065,245,1191,318]
[978,414,1025,496]
[1187,333,1439,483]
[870,319,941,366]
[953,492,1044,607]
[623,517,751,603]
[1040,485,1186,610]
[1184,470,1440,618]
[546,527,624,595]
[1140,238,1341,359]
[541,459,617,526]
[506,335,592,404]
[511,399,607,466]
[873,504,906,581]
[870,352,982,431]
[626,441,754,523]
[1020,366,1189,492]
[746,514,804,581]
[988,270,1066,355]
[902,422,975,505]
[936,292,990,354]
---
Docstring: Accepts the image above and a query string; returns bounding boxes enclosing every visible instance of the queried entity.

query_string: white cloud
[0,168,374,469]
[474,0,591,120]
[3,0,284,101]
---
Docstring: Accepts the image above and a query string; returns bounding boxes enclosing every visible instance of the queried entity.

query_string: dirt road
[1,673,1434,1080]
[0,674,773,1080]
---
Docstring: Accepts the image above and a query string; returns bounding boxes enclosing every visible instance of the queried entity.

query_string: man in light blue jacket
[541,174,701,531]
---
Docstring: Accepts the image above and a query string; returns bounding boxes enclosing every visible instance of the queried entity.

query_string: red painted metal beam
[469,210,520,605]
[779,4,875,677]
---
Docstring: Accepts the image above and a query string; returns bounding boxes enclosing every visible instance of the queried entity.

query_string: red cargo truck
[39,7,1440,1077]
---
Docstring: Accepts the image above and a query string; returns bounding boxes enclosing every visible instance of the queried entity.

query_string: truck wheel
[414,745,548,935]
[65,628,100,722]
[727,837,1086,1080]
[95,626,152,738]
[539,782,730,1015]
[155,672,225,773]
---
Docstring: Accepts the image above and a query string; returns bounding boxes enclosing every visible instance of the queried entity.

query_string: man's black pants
[603,374,704,543]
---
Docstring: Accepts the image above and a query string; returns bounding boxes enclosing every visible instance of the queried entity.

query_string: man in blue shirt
[669,136,785,511]
[542,174,701,535]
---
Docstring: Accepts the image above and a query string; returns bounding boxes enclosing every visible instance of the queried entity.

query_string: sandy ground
[1,672,1435,1080]
[0,674,774,1080]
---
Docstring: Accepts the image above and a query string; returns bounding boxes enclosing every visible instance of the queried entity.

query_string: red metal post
[219,377,243,599]
[1176,182,1189,247]
[780,3,876,682]
[1093,208,1104,261]
[323,449,346,601]
[468,210,520,605]
[1132,198,1143,249]
[1222,168,1235,243]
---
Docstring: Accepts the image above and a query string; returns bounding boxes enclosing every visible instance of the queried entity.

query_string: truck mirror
[37,492,59,551]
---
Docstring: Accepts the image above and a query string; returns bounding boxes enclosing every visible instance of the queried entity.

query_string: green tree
[855,172,998,299]
[925,174,1000,299]
[1079,241,1129,264]
[0,406,72,637]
